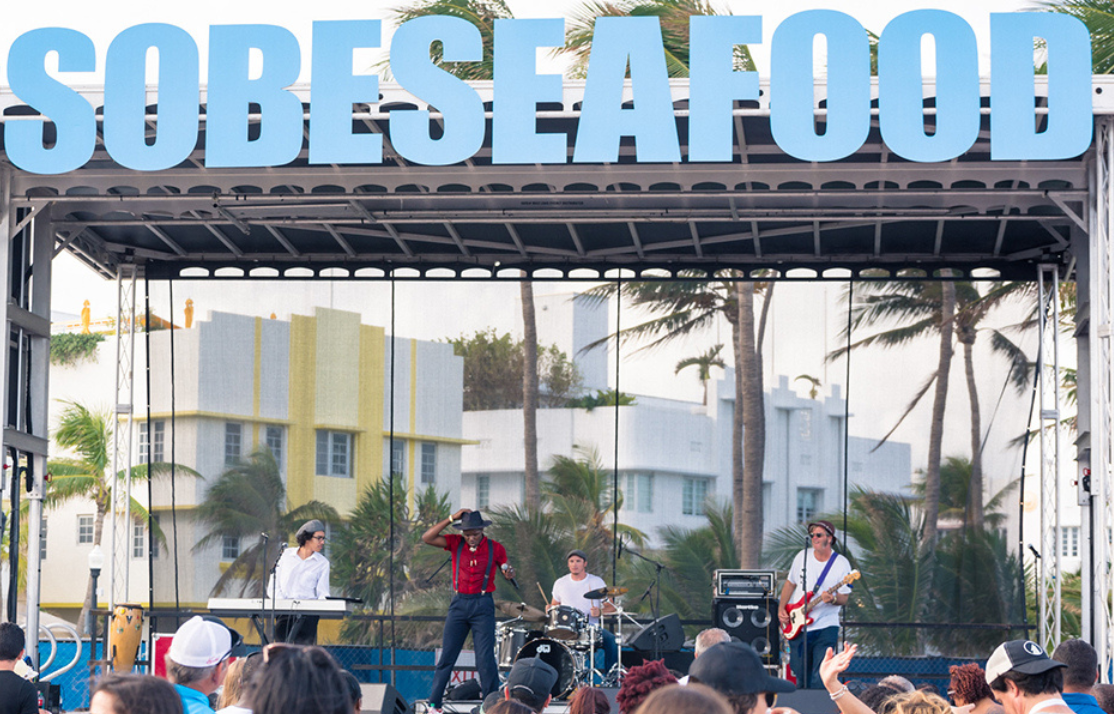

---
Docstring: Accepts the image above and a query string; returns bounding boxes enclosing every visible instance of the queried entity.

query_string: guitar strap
[813,552,838,593]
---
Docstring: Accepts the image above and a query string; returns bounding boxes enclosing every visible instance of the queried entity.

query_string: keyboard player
[267,519,330,644]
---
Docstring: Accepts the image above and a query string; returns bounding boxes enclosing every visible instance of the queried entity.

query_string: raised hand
[819,642,857,692]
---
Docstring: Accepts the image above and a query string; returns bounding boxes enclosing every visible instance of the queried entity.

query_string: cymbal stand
[602,599,643,686]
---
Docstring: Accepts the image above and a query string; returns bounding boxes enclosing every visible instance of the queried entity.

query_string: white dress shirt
[267,547,330,599]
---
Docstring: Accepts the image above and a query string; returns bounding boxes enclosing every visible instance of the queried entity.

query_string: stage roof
[4,78,1107,281]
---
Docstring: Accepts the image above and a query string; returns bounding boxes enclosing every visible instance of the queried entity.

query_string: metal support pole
[1090,119,1114,679]
[1037,264,1063,651]
[108,265,138,608]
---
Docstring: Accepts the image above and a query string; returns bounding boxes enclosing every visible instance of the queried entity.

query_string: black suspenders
[452,537,497,593]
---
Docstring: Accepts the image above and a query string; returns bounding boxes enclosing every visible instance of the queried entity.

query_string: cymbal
[583,586,628,600]
[496,600,546,622]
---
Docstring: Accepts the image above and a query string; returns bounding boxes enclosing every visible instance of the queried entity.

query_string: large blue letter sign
[991,13,1092,160]
[771,11,870,162]
[206,25,303,168]
[879,11,979,162]
[493,19,566,164]
[689,16,761,163]
[573,17,681,163]
[309,20,382,165]
[6,28,96,174]
[105,24,200,170]
[389,16,485,165]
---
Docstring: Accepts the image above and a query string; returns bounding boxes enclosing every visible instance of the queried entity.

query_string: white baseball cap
[167,616,232,668]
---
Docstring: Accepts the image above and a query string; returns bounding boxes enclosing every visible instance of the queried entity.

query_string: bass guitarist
[777,520,853,689]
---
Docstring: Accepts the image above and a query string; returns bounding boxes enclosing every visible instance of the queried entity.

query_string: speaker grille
[712,597,780,664]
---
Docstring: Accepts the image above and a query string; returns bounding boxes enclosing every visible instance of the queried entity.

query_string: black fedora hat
[454,511,493,530]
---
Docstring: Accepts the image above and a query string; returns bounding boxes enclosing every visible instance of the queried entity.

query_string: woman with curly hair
[949,663,1005,714]
[615,660,677,714]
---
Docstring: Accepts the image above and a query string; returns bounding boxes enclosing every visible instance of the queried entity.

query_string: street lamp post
[88,545,104,642]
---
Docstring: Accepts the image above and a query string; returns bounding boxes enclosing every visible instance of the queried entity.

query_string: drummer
[549,549,620,676]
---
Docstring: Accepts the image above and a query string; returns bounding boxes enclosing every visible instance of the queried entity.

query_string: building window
[225,423,242,465]
[477,475,490,509]
[390,440,406,480]
[265,426,284,473]
[40,517,47,561]
[222,535,240,561]
[1061,526,1080,558]
[625,474,654,513]
[682,478,709,516]
[133,521,145,559]
[421,443,437,485]
[139,421,165,462]
[316,430,353,478]
[78,515,94,544]
[797,488,822,524]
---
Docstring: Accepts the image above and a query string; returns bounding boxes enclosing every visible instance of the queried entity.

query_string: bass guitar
[781,570,860,640]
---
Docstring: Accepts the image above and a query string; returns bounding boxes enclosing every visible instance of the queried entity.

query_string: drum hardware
[545,605,585,641]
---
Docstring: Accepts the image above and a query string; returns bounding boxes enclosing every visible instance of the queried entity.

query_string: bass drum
[515,637,577,699]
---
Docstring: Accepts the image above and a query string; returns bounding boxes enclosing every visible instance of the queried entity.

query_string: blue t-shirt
[1062,692,1105,714]
[175,683,216,714]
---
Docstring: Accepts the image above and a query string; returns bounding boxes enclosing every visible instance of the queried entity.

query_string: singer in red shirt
[422,508,516,713]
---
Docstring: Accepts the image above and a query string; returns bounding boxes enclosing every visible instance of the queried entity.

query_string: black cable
[612,278,621,586]
[1017,284,1053,624]
[169,279,181,617]
[388,273,397,686]
[144,274,154,665]
[841,279,852,649]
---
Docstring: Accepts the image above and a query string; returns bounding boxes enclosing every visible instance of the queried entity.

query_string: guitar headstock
[845,570,861,584]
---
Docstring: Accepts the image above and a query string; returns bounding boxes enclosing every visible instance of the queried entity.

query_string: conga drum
[109,604,144,671]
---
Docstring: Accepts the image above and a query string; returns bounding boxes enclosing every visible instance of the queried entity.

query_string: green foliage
[195,449,338,597]
[446,329,582,410]
[50,332,105,366]
[380,0,512,80]
[333,477,450,646]
[565,389,637,411]
[1041,0,1114,73]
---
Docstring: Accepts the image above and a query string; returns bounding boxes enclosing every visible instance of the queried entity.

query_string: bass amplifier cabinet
[714,569,777,599]
[713,597,780,664]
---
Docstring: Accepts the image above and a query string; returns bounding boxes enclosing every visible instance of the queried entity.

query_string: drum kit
[495,585,635,699]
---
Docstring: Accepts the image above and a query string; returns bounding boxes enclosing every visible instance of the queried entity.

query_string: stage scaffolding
[0,76,1108,670]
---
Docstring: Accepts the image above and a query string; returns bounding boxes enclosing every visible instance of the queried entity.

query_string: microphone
[1028,544,1042,560]
[502,563,520,590]
[261,532,270,541]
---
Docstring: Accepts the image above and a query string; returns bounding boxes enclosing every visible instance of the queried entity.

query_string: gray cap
[296,519,326,538]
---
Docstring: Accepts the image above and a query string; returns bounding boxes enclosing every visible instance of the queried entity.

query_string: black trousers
[275,614,319,645]
[429,593,498,707]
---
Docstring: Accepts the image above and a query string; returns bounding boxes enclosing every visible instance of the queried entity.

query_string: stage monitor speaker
[713,597,780,664]
[629,613,685,653]
[360,683,409,714]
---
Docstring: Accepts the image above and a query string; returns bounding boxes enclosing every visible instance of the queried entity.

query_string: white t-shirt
[786,549,853,631]
[267,547,330,599]
[551,573,608,624]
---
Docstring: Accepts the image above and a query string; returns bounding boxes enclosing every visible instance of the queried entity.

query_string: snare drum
[516,637,578,699]
[545,605,584,641]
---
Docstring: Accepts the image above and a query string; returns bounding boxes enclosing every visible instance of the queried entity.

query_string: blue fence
[38,638,987,712]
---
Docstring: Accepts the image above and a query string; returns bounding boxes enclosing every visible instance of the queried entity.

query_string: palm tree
[579,275,775,567]
[910,455,1019,530]
[675,344,725,406]
[386,0,545,509]
[194,449,338,597]
[332,476,449,644]
[1040,0,1114,73]
[48,400,191,631]
[562,0,757,78]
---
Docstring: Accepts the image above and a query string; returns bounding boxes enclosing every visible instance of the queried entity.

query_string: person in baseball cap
[986,640,1072,714]
[165,616,233,714]
[502,657,559,713]
[689,641,796,714]
[267,518,331,644]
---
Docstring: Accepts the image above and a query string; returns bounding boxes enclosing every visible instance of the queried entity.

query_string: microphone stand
[625,545,666,661]
[259,533,270,644]
[269,550,283,643]
[800,533,811,687]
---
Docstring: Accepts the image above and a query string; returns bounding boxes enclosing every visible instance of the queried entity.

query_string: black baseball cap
[985,640,1066,685]
[690,642,797,696]
[506,657,558,700]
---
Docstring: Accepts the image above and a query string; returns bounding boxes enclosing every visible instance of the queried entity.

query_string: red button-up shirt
[444,534,507,594]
